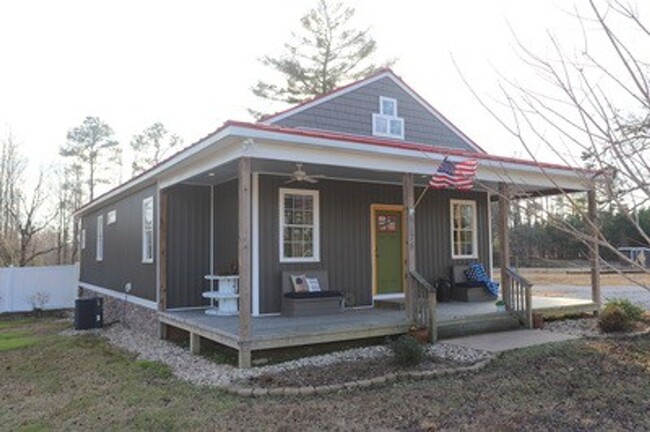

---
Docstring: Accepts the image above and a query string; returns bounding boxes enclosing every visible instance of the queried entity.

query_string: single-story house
[75,69,601,367]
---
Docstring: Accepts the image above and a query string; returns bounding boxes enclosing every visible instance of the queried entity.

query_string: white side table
[202,275,240,316]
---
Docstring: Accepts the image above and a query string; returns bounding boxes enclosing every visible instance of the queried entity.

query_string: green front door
[375,209,403,295]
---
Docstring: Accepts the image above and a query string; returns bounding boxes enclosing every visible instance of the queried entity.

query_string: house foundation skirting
[79,286,159,337]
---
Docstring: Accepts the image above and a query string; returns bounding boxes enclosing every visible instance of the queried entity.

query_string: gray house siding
[165,180,238,309]
[273,76,476,152]
[258,175,489,314]
[165,184,211,308]
[415,188,490,283]
[213,180,239,276]
[79,184,157,301]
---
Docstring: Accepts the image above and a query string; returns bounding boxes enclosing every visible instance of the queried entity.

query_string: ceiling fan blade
[304,177,319,184]
[285,178,297,184]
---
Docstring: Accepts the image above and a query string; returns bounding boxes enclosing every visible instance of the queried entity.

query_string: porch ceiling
[179,157,581,197]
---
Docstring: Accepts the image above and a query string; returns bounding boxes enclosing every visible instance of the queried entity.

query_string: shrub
[389,335,424,367]
[604,298,645,322]
[598,305,632,333]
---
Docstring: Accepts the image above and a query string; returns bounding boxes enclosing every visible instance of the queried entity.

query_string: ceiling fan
[285,163,323,184]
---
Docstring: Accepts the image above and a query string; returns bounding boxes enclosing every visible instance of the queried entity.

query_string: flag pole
[413,185,429,209]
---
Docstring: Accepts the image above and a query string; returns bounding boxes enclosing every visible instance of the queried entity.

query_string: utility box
[74,297,103,330]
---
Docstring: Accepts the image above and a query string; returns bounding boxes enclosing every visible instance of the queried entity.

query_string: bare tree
[10,170,58,267]
[0,132,25,240]
[460,0,650,291]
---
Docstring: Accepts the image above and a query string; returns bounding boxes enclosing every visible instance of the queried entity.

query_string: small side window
[107,210,117,225]
[142,197,154,263]
[96,215,103,261]
[81,229,86,250]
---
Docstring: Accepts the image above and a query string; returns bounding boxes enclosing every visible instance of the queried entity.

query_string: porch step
[438,312,521,339]
[373,298,405,311]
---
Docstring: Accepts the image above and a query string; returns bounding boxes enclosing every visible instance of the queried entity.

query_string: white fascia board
[79,281,157,309]
[157,143,243,189]
[236,128,591,191]
[74,126,237,216]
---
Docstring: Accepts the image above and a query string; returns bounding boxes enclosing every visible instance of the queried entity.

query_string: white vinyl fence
[0,264,78,313]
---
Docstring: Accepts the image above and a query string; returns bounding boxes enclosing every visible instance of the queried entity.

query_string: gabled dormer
[261,69,484,153]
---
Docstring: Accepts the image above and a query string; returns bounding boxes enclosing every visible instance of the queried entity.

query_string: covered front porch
[155,127,600,368]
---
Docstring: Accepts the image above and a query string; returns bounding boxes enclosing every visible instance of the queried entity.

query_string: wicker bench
[281,270,344,317]
[450,265,497,302]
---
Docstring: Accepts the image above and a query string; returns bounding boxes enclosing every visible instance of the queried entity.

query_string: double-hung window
[372,96,405,139]
[450,199,477,259]
[142,196,154,263]
[279,188,320,262]
[96,215,103,261]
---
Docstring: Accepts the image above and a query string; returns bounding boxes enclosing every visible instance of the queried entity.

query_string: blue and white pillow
[465,263,499,296]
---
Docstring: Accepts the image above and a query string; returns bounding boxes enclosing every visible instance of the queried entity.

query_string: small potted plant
[407,325,430,344]
[495,299,506,312]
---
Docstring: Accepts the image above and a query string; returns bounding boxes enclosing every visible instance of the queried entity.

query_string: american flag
[428,157,478,191]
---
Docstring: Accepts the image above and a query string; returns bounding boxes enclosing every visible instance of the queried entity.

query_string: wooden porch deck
[159,295,597,353]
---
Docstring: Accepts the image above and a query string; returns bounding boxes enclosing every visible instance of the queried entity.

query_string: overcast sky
[0,0,645,185]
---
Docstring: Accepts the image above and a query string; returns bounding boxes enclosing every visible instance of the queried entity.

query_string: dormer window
[373,96,404,139]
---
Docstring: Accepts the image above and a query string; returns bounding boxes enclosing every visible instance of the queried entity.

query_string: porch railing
[504,267,533,328]
[409,270,437,342]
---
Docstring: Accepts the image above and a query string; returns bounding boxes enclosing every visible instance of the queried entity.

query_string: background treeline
[0,119,181,267]
[493,196,649,267]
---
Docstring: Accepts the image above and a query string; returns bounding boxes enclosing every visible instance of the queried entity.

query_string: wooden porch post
[587,189,601,312]
[238,157,252,368]
[158,189,168,339]
[403,173,416,324]
[498,183,510,306]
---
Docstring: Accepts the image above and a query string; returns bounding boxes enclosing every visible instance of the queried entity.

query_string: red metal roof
[77,116,592,214]
[226,120,592,173]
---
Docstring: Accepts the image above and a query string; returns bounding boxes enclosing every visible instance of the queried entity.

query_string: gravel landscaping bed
[240,343,490,388]
[544,316,650,337]
[62,323,492,390]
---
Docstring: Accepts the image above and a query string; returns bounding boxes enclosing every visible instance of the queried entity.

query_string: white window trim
[279,188,320,263]
[107,210,117,225]
[380,96,397,116]
[81,228,86,250]
[372,96,405,140]
[142,196,154,264]
[96,215,103,261]
[450,199,478,259]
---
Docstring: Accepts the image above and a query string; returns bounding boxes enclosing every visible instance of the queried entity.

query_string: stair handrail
[408,270,437,342]
[504,267,533,328]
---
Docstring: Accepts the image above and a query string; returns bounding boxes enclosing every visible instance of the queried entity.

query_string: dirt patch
[514,268,650,286]
[245,355,456,388]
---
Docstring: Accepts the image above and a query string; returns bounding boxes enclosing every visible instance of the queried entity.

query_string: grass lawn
[1,317,649,431]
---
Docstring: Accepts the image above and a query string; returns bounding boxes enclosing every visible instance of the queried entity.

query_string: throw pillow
[290,274,309,293]
[465,263,486,282]
[306,277,321,292]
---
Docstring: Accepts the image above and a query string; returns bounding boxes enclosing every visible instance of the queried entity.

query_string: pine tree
[251,0,392,112]
[130,122,182,176]
[60,116,120,200]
